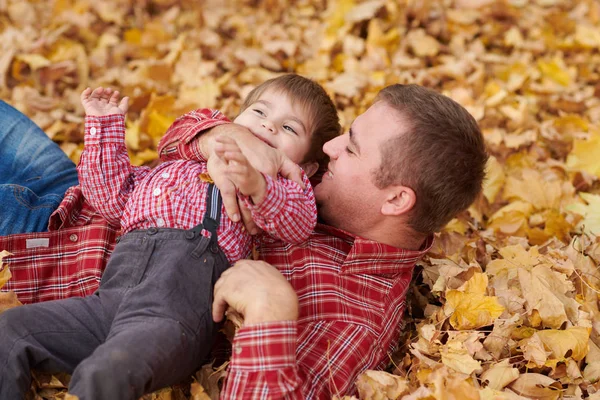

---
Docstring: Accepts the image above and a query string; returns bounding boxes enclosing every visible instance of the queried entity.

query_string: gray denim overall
[0,184,230,399]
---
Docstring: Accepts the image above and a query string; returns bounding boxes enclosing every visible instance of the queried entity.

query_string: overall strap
[190,183,222,245]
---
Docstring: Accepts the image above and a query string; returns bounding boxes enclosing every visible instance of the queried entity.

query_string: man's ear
[300,162,319,178]
[381,186,416,216]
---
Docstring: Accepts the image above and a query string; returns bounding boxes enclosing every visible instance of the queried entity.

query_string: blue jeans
[0,101,79,235]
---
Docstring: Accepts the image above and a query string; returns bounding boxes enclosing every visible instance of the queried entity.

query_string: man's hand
[81,87,129,117]
[212,260,299,326]
[216,136,267,204]
[205,124,305,188]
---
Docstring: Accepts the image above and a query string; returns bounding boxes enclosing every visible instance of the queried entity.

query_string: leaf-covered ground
[1,0,600,398]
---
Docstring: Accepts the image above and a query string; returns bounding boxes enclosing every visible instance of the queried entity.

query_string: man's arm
[223,321,376,399]
[213,261,380,399]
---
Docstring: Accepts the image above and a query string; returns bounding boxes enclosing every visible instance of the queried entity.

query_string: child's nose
[261,120,275,133]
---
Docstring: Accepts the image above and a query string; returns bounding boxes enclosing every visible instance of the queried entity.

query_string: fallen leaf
[566,130,600,178]
[481,360,520,390]
[355,370,409,400]
[567,192,600,236]
[536,326,590,361]
[444,273,505,330]
[0,250,12,289]
[508,373,562,400]
[440,338,482,375]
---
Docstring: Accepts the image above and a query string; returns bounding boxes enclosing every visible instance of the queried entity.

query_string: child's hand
[216,136,267,203]
[81,87,129,117]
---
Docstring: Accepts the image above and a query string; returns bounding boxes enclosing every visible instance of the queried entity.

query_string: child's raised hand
[81,87,129,117]
[216,136,267,202]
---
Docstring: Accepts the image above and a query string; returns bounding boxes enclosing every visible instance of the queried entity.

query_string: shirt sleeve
[240,172,317,244]
[157,108,231,162]
[221,320,380,399]
[77,114,151,227]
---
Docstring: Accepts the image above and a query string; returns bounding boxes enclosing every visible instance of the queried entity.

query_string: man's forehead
[354,102,405,143]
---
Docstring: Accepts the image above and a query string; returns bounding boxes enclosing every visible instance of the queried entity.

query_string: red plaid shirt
[224,228,433,399]
[78,111,316,263]
[0,186,118,303]
[0,109,433,399]
[161,116,434,398]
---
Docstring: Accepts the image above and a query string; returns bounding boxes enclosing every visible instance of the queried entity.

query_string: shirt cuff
[230,320,297,372]
[239,174,285,220]
[84,115,126,146]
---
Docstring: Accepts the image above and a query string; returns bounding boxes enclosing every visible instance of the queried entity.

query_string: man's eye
[283,125,297,135]
[253,109,265,116]
[345,146,354,155]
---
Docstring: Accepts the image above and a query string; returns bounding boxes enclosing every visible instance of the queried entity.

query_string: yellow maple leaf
[482,155,505,203]
[566,129,600,178]
[502,169,562,210]
[15,54,52,70]
[521,333,549,367]
[486,245,542,279]
[487,200,533,236]
[444,273,505,330]
[129,149,159,167]
[538,58,571,86]
[480,359,520,390]
[518,265,579,329]
[508,373,562,400]
[584,339,600,383]
[325,0,355,37]
[355,370,409,400]
[567,193,600,236]
[527,209,572,245]
[536,327,590,362]
[440,339,482,375]
[125,118,141,151]
[0,250,12,289]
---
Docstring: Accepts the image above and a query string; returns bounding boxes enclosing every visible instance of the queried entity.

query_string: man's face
[234,90,312,165]
[314,101,405,236]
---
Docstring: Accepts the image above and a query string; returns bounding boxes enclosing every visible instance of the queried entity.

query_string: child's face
[234,90,313,165]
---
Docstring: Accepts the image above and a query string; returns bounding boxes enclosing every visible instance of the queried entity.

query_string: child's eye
[283,125,297,135]
[253,109,265,116]
[345,146,354,155]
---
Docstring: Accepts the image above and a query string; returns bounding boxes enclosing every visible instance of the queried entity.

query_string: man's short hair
[241,74,341,167]
[374,84,488,234]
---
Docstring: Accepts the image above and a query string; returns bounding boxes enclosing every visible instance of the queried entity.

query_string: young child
[0,75,340,399]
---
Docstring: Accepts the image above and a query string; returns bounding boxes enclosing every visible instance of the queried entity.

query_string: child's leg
[0,295,109,399]
[0,101,79,235]
[69,315,209,400]
[69,228,230,399]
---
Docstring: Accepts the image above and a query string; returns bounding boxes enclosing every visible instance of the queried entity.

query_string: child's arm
[157,109,232,162]
[217,137,316,244]
[77,87,151,227]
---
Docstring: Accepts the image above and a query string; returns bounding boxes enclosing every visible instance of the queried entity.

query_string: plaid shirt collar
[48,186,86,230]
[314,223,434,276]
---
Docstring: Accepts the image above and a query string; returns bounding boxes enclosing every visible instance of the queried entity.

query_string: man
[157,83,487,398]
[0,84,486,399]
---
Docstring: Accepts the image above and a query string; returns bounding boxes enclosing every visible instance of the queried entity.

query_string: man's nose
[261,120,276,133]
[323,134,344,159]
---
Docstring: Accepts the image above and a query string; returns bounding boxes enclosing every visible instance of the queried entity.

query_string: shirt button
[234,344,242,355]
[161,172,170,179]
[156,218,165,227]
[69,234,78,242]
[89,127,97,135]
[153,188,161,196]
